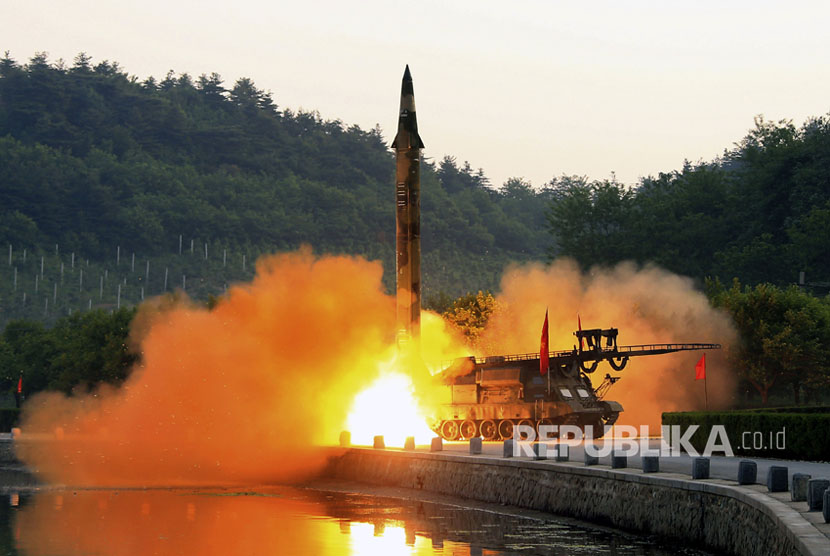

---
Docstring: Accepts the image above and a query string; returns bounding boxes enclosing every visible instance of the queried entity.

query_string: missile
[392,65,424,348]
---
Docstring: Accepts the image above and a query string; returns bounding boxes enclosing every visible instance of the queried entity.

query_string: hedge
[662,411,830,462]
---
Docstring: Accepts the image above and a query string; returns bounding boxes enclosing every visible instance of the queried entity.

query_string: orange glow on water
[12,489,487,556]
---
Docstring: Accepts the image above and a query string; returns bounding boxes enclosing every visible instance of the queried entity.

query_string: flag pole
[704,374,709,411]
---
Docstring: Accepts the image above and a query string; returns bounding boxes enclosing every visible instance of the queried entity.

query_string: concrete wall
[324,448,828,556]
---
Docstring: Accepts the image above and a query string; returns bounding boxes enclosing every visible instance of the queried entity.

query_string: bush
[662,411,830,462]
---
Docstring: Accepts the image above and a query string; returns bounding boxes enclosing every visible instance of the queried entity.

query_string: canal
[0,484,712,555]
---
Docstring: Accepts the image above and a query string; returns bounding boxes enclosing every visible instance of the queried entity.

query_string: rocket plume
[17,249,401,486]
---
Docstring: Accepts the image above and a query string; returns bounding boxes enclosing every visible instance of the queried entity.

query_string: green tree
[441,291,498,345]
[709,280,830,404]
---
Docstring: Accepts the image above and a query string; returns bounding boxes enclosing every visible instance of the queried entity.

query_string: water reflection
[0,487,708,556]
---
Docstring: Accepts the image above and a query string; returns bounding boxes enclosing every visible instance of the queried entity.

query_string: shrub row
[662,411,830,462]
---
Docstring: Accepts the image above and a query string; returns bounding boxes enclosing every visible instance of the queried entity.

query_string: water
[0,486,710,555]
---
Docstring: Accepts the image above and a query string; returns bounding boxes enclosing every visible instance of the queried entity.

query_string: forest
[0,52,829,405]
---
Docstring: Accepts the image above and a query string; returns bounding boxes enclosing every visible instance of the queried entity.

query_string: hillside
[0,52,552,325]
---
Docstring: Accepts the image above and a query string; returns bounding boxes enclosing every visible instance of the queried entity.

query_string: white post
[141,286,144,301]
[164,268,168,291]
[117,245,120,265]
[40,256,44,278]
[13,267,17,290]
[44,297,48,316]
[22,292,26,305]
[99,276,103,299]
[204,242,208,260]
[55,243,58,255]
[71,252,75,268]
[117,283,121,308]
[131,252,135,272]
[145,260,149,283]
[7,244,11,266]
[190,239,194,254]
[242,254,246,271]
[182,275,186,290]
[179,234,182,255]
[104,269,108,281]
[79,268,83,291]
[223,249,227,267]
[88,299,92,310]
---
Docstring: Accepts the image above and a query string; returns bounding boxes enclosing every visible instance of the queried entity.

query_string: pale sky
[3,1,830,188]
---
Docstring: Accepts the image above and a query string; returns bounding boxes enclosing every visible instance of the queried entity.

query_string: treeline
[0,52,551,304]
[547,115,830,288]
[0,308,136,398]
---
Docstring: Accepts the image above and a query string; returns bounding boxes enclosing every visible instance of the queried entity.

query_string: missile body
[392,65,425,347]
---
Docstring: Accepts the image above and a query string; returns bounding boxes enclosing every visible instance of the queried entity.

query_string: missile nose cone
[392,65,424,150]
[401,65,414,96]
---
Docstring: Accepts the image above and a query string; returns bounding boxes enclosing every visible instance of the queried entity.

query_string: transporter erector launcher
[393,65,425,347]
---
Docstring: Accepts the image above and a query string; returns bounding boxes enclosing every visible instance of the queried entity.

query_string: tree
[441,291,498,345]
[546,176,633,266]
[709,280,830,404]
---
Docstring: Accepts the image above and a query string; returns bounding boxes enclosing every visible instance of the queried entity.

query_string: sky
[3,0,830,189]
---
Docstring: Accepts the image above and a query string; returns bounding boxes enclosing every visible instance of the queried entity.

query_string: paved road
[413,439,830,484]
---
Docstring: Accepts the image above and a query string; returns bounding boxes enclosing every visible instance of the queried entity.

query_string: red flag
[16,376,22,394]
[540,309,549,375]
[695,354,706,380]
[577,314,584,350]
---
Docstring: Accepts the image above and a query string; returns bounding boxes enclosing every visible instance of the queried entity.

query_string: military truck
[430,327,719,440]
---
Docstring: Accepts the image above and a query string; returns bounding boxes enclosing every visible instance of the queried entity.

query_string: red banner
[695,354,706,380]
[540,309,549,375]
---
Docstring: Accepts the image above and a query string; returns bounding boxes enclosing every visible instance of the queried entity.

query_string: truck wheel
[440,420,460,441]
[480,420,497,440]
[516,419,535,440]
[460,420,477,439]
[498,419,514,440]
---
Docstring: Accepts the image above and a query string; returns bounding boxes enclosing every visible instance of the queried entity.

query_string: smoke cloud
[479,259,736,427]
[17,248,397,486]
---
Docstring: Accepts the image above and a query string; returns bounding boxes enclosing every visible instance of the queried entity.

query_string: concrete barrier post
[692,457,710,480]
[807,478,830,511]
[503,439,515,458]
[533,443,548,460]
[339,431,351,447]
[430,437,443,452]
[611,453,627,469]
[469,437,482,455]
[642,456,659,473]
[404,436,415,451]
[373,435,385,449]
[767,466,788,492]
[791,473,811,502]
[554,444,569,462]
[584,452,599,466]
[737,460,756,485]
